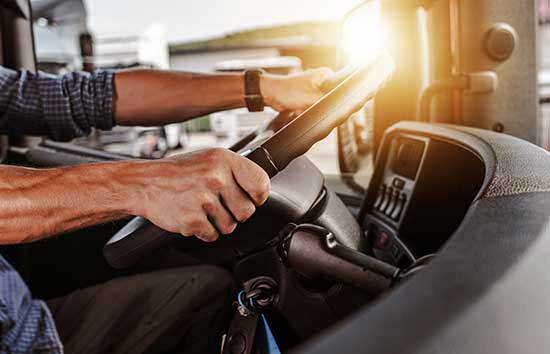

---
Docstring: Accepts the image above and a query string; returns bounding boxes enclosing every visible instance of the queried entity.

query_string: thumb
[311,67,335,88]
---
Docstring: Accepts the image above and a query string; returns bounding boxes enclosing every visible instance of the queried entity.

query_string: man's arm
[0,148,269,245]
[0,66,330,245]
[0,66,331,140]
[113,69,332,126]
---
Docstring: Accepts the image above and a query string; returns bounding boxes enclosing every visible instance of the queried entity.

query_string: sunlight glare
[342,1,387,66]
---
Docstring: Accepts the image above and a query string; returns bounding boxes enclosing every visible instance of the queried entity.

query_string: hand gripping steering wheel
[103,52,395,269]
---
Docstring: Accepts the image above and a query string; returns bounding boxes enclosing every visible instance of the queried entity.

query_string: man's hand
[260,68,334,114]
[134,148,270,242]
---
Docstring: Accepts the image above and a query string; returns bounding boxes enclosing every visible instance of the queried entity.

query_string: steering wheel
[103,53,395,269]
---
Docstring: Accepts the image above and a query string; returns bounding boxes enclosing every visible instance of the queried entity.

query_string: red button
[376,231,390,248]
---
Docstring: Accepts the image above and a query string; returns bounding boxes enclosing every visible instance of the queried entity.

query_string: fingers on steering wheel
[181,214,219,242]
[201,196,238,235]
[220,184,256,223]
[312,67,335,87]
[230,154,270,206]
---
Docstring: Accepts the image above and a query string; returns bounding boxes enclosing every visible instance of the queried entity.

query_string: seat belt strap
[259,314,282,354]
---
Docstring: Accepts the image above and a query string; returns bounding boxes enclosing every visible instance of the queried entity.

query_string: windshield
[31,0,369,184]
[86,0,360,42]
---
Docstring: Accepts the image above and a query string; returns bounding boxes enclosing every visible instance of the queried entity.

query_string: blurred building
[169,22,339,72]
[31,0,87,72]
[93,24,169,70]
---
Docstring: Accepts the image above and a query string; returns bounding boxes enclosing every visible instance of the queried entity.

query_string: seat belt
[258,313,282,354]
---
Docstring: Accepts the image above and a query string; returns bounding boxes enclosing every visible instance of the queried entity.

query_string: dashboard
[359,126,486,267]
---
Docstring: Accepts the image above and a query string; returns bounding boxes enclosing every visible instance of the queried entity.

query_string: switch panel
[373,184,409,222]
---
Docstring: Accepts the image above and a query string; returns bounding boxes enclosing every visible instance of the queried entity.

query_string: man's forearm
[0,162,147,244]
[113,70,248,126]
[112,68,332,127]
[0,149,272,245]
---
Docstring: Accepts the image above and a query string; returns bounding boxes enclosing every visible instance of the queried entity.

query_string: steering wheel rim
[228,110,297,153]
[103,52,395,269]
[240,53,394,176]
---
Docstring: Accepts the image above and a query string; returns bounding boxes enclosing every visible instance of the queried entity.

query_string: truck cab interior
[1,0,549,353]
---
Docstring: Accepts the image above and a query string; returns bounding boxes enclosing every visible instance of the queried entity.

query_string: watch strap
[244,69,265,112]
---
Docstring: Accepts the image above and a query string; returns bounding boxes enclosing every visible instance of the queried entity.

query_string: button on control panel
[364,220,415,267]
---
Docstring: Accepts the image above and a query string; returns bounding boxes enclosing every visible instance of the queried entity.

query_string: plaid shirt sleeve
[0,66,116,141]
[0,255,63,354]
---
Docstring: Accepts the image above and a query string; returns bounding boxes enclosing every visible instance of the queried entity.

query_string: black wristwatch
[244,69,265,112]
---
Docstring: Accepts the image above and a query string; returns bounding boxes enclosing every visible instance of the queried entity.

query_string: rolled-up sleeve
[0,66,115,141]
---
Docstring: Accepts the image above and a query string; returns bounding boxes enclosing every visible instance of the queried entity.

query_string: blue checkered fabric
[0,66,116,353]
[0,66,115,141]
[0,256,62,354]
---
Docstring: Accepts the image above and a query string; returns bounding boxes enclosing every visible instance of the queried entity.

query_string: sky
[84,0,360,43]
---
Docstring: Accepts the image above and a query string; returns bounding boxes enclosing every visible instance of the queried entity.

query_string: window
[30,0,360,177]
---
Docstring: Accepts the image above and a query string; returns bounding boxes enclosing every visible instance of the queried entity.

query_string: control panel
[372,135,426,225]
[361,130,485,267]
